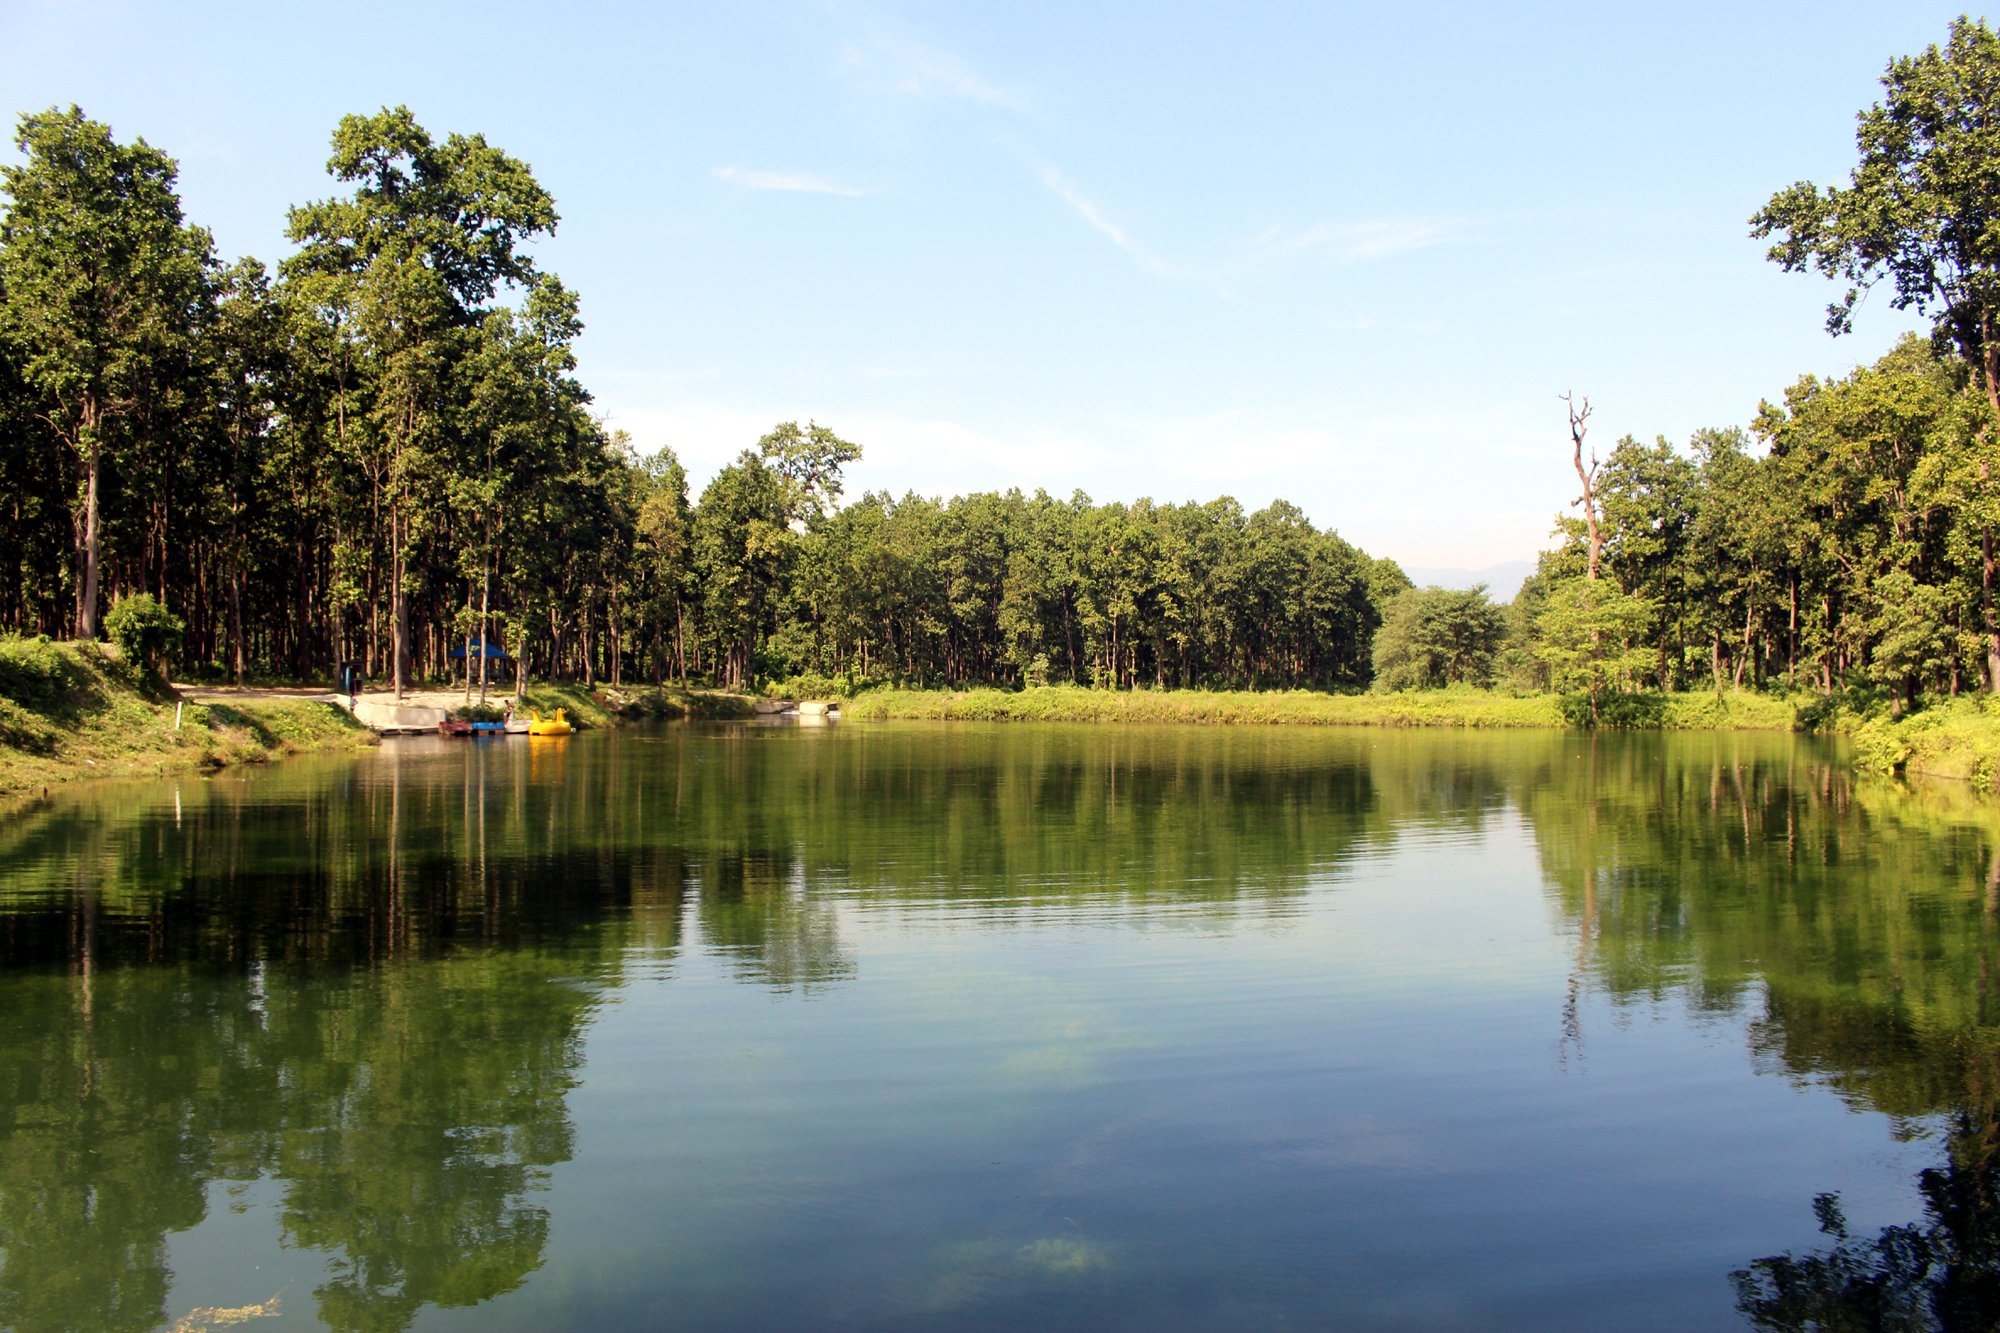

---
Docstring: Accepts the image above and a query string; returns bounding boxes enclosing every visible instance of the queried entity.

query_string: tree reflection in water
[0,944,600,1333]
[1512,734,2000,1330]
[19,725,2000,1330]
[1733,1112,2000,1331]
[0,724,1354,1332]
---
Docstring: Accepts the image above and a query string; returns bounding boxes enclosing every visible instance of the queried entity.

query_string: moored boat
[441,718,513,737]
[529,708,573,737]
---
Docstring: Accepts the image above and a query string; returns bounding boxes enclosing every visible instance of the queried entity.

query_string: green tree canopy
[1753,16,2000,689]
[1370,585,1507,691]
[0,106,212,638]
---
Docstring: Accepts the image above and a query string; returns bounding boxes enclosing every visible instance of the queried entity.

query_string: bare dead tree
[1564,392,1602,581]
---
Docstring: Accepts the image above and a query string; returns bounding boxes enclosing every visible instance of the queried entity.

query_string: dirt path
[172,684,519,710]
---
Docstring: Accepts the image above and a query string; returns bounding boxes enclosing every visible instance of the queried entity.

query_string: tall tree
[284,106,557,696]
[0,106,212,639]
[1754,16,2000,688]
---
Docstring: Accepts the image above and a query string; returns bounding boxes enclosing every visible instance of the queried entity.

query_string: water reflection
[1732,1111,2000,1330]
[1508,735,2000,1327]
[0,725,1401,1332]
[10,724,2000,1330]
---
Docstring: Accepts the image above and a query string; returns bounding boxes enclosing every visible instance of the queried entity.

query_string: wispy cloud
[712,166,867,196]
[1328,218,1458,261]
[1038,168,1127,248]
[1037,166,1170,274]
[1029,159,1467,287]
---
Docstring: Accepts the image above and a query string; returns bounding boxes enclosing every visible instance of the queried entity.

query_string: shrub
[0,634,72,707]
[765,671,877,700]
[104,594,185,672]
[1371,585,1508,691]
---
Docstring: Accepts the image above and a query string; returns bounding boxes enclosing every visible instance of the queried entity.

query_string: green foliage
[0,634,72,709]
[104,593,183,670]
[1370,584,1507,690]
[1533,578,1657,722]
[843,686,1566,728]
[758,420,861,523]
[1850,697,2000,790]
[763,672,865,701]
[0,106,214,639]
[1752,17,2000,361]
[17,67,2000,722]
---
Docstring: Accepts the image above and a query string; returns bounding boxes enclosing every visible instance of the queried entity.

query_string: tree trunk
[675,597,687,687]
[229,566,244,688]
[1981,339,2000,692]
[392,512,408,699]
[1985,522,1999,693]
[464,583,476,705]
[1566,394,1602,582]
[77,414,102,640]
[478,550,491,704]
[1733,595,1753,694]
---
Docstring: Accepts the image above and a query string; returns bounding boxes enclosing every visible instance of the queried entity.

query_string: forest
[6,16,2000,708]
[0,105,1401,696]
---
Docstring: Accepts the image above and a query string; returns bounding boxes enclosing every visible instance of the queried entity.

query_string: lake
[2,721,1995,1332]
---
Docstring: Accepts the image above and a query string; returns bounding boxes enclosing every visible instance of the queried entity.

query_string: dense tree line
[0,105,1402,695]
[14,13,2000,710]
[1511,338,1999,706]
[1496,17,2000,710]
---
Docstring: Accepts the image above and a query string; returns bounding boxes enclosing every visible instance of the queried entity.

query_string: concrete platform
[348,699,449,733]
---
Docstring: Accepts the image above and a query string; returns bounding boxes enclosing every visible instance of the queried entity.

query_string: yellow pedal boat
[528,707,573,737]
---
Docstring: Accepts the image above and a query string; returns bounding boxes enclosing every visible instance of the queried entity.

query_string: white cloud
[712,166,867,196]
[1025,165,1471,288]
[1332,218,1459,261]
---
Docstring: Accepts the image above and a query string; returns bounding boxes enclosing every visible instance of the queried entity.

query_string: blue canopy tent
[449,636,516,690]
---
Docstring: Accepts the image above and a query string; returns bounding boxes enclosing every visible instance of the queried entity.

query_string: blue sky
[0,1,1955,566]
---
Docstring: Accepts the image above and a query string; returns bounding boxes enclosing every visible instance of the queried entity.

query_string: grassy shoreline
[1851,699,2000,792]
[0,638,378,797]
[10,635,1997,796]
[838,685,1805,730]
[514,682,755,728]
[0,640,767,798]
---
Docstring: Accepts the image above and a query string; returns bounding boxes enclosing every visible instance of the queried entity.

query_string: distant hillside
[1396,561,1535,602]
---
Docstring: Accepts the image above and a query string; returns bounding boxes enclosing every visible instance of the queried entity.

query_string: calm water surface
[2,722,1997,1332]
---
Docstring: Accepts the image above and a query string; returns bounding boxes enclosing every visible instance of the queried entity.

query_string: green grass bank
[0,637,378,796]
[838,685,1804,730]
[0,642,760,795]
[16,637,2000,798]
[508,682,755,728]
[1851,698,2000,792]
